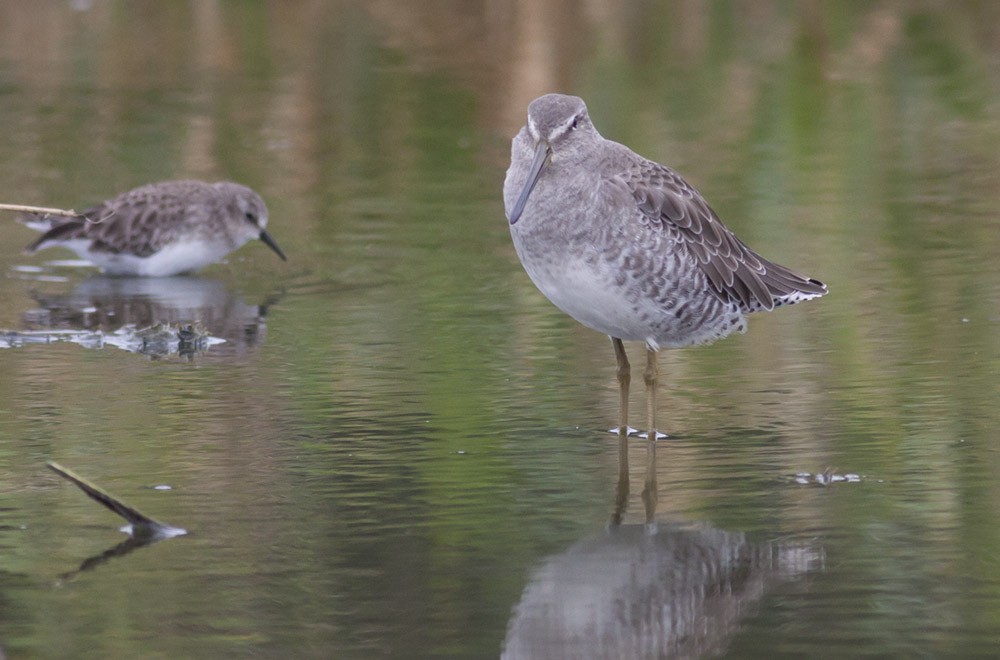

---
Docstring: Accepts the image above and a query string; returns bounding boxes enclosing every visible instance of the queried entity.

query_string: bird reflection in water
[502,438,822,659]
[12,276,278,359]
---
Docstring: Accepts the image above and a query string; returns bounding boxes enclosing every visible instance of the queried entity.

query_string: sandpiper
[21,180,287,277]
[504,93,827,438]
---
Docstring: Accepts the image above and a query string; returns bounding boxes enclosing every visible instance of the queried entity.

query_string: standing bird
[504,94,827,439]
[20,180,287,277]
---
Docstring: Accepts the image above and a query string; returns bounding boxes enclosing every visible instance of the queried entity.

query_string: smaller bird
[20,180,287,277]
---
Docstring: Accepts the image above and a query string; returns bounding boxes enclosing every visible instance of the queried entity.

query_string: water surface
[1,2,999,658]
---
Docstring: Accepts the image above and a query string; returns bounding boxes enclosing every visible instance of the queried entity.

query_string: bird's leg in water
[612,337,632,436]
[642,438,658,524]
[611,433,629,526]
[644,346,658,440]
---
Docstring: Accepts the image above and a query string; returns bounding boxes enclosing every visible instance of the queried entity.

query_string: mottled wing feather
[625,159,825,311]
[25,216,88,251]
[27,182,213,256]
[87,193,190,256]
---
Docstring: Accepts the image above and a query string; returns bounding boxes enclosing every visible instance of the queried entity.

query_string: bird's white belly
[87,239,233,277]
[522,255,654,344]
[514,236,747,350]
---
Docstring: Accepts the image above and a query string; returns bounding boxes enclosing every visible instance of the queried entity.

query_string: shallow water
[1,2,999,658]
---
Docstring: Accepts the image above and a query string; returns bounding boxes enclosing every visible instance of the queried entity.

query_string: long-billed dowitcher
[504,93,827,438]
[21,180,286,277]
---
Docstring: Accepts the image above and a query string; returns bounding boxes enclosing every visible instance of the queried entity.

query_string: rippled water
[1,2,999,658]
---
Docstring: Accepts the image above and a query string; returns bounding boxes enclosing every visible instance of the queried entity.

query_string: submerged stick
[47,461,182,536]
[0,203,83,218]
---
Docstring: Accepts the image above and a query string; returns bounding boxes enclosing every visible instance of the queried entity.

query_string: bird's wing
[619,158,826,310]
[23,203,105,253]
[87,193,194,256]
[28,185,207,257]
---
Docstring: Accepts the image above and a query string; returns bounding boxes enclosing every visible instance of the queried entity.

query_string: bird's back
[615,153,827,313]
[23,180,219,257]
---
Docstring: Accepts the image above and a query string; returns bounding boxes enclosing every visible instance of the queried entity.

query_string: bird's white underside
[53,237,242,277]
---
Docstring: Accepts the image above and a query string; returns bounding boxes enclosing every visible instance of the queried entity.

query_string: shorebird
[20,180,287,277]
[504,93,827,439]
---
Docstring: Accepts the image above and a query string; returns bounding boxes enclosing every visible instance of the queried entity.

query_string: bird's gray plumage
[21,180,286,276]
[504,93,826,351]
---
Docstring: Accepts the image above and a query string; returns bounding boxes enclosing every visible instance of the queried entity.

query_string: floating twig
[47,461,186,538]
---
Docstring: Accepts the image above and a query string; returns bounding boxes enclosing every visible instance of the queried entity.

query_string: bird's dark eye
[571,117,579,130]
[245,211,257,224]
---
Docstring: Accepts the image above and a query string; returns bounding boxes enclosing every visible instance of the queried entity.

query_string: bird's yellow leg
[612,337,631,436]
[644,346,659,440]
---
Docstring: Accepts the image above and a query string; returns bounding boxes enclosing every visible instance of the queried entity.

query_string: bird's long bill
[259,229,288,261]
[509,140,550,225]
